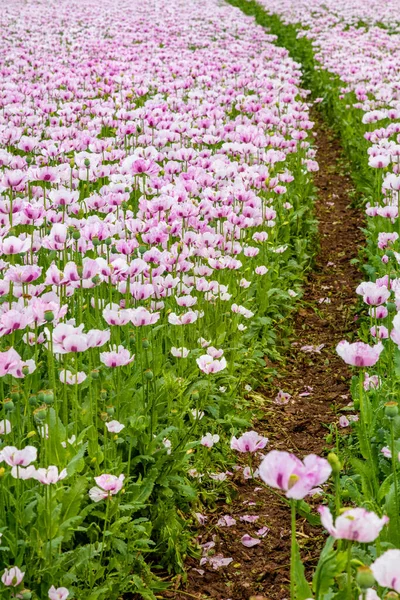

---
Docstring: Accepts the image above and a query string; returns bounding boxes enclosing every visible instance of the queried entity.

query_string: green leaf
[293,539,312,599]
[66,443,88,476]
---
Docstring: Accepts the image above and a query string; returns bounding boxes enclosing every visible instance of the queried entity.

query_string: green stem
[290,500,297,600]
[347,543,352,600]
[390,419,400,544]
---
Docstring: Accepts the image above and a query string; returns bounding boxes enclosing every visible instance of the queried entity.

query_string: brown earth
[159,110,363,600]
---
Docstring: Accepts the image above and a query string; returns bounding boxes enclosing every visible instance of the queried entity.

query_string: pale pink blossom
[196,354,227,374]
[89,474,125,502]
[1,567,24,587]
[48,586,70,600]
[259,451,331,499]
[336,340,384,367]
[0,445,37,467]
[100,345,135,367]
[59,370,87,385]
[34,466,68,485]
[230,431,268,453]
[105,420,125,434]
[200,433,220,448]
[319,506,388,542]
[371,550,400,592]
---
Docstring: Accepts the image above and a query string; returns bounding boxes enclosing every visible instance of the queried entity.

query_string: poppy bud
[4,399,14,412]
[356,566,375,590]
[10,388,20,402]
[328,452,342,474]
[385,401,399,419]
[34,406,47,421]
[43,390,54,405]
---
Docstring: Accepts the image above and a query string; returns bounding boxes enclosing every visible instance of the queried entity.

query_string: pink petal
[241,534,261,547]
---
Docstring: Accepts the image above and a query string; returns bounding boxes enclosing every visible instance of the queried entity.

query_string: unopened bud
[356,566,375,590]
[328,452,342,474]
[3,399,14,412]
[144,369,153,381]
[385,402,399,419]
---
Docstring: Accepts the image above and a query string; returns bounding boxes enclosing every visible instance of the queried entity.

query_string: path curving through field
[164,112,363,600]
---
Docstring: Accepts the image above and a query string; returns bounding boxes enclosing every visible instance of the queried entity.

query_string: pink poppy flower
[34,466,68,485]
[259,451,331,500]
[48,586,70,600]
[89,473,125,502]
[319,506,388,542]
[0,445,37,467]
[336,340,383,367]
[1,566,24,587]
[105,420,125,434]
[100,345,135,367]
[230,430,268,453]
[371,549,400,592]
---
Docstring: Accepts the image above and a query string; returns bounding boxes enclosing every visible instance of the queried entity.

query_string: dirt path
[162,111,363,600]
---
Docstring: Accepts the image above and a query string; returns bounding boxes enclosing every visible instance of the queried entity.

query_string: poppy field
[1,0,400,599]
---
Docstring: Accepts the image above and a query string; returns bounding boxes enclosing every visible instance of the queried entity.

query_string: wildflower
[371,549,400,592]
[200,433,220,448]
[259,451,331,499]
[336,341,383,367]
[105,420,125,433]
[319,506,389,542]
[196,354,227,374]
[89,474,125,502]
[48,586,70,600]
[1,566,24,587]
[230,431,268,453]
[100,345,135,367]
